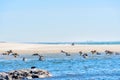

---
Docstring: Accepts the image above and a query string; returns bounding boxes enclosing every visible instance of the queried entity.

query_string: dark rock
[32,75,39,78]
[96,52,101,55]
[0,68,52,79]
[22,72,29,77]
[32,53,39,56]
[12,75,18,79]
[31,66,36,69]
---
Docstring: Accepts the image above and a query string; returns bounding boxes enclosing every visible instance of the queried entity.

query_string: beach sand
[0,42,120,54]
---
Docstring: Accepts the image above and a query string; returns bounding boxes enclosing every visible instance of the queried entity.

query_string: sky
[0,0,120,42]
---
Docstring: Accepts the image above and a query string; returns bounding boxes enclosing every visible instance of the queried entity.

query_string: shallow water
[0,53,120,80]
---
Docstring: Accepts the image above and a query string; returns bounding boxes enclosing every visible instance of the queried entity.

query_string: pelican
[12,53,19,58]
[79,51,83,56]
[32,54,45,61]
[91,50,97,54]
[105,50,113,55]
[61,50,66,53]
[65,52,70,56]
[82,53,88,58]
[6,50,13,55]
[61,50,70,56]
[39,55,44,61]
[22,57,27,61]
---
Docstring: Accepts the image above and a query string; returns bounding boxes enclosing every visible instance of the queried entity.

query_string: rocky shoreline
[0,67,52,80]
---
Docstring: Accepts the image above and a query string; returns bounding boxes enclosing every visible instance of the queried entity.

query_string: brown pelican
[2,50,13,55]
[105,50,113,55]
[79,51,83,56]
[61,50,66,53]
[6,50,13,55]
[91,50,97,54]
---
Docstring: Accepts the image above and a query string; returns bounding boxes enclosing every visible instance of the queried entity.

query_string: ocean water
[0,53,120,80]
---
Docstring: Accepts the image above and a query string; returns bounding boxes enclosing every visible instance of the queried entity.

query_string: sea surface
[0,53,120,80]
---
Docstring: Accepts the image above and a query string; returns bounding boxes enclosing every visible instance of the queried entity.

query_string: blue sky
[0,0,120,42]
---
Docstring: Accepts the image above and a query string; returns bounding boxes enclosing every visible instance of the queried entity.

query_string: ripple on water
[0,53,120,80]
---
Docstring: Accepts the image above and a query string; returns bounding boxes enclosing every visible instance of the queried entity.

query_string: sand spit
[0,43,120,54]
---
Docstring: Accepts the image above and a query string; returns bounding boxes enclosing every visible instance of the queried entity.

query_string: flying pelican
[61,50,70,56]
[32,54,45,61]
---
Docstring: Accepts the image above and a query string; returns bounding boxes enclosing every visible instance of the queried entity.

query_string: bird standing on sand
[7,50,13,55]
[91,50,97,54]
[61,50,66,53]
[2,50,13,55]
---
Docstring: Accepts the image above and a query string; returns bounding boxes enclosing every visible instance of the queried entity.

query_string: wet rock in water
[96,52,101,55]
[32,75,39,78]
[31,66,36,69]
[0,68,52,80]
[115,52,120,55]
[0,73,8,79]
[32,53,39,56]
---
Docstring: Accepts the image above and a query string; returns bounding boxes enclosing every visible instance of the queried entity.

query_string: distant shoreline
[24,41,120,45]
